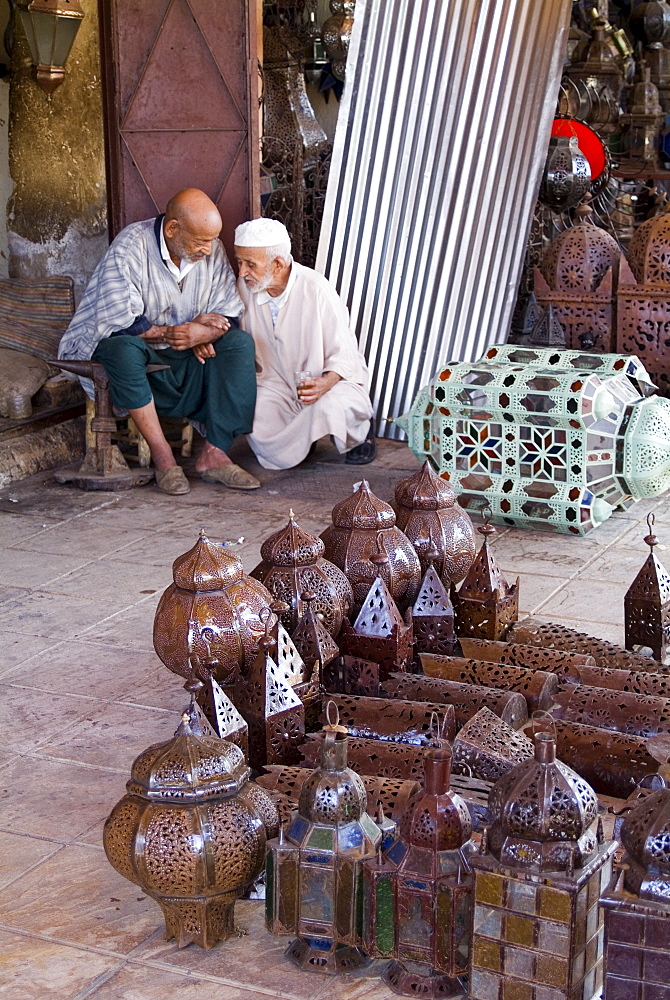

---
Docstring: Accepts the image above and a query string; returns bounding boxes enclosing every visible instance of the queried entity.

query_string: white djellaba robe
[238,262,374,470]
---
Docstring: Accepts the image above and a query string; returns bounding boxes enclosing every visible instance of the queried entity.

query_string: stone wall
[7,0,107,300]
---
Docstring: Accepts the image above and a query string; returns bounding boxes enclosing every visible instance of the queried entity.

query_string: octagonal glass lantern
[363,746,476,998]
[265,710,382,973]
[18,0,85,94]
[469,730,617,1000]
[398,345,670,534]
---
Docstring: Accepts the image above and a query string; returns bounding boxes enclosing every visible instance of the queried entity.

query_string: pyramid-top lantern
[153,529,272,686]
[411,556,455,658]
[392,460,475,584]
[452,515,518,641]
[625,513,670,663]
[629,205,670,286]
[320,480,421,614]
[251,511,353,637]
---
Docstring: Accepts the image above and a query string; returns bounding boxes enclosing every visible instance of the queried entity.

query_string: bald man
[58,189,259,494]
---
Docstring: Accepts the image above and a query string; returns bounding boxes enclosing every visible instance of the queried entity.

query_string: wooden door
[98,0,260,258]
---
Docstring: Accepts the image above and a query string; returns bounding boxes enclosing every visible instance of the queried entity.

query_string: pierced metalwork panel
[452,707,534,783]
[553,720,661,798]
[256,764,419,822]
[459,637,594,677]
[508,617,663,672]
[570,662,670,698]
[320,693,457,744]
[381,672,529,731]
[553,684,670,738]
[420,652,558,713]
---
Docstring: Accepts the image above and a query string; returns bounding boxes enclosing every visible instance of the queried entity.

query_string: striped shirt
[58,217,242,362]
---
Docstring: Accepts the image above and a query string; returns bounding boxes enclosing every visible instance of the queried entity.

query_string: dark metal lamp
[17,0,84,94]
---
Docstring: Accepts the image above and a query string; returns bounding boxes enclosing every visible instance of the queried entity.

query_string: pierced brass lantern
[265,708,382,973]
[363,746,475,998]
[17,0,85,94]
[453,514,519,641]
[321,480,421,614]
[393,460,476,584]
[153,530,272,687]
[624,513,670,664]
[252,511,353,637]
[103,685,275,949]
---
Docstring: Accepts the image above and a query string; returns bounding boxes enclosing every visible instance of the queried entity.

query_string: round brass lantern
[320,480,421,614]
[393,460,476,584]
[103,703,276,949]
[251,511,353,636]
[488,730,599,872]
[539,135,591,212]
[153,530,272,687]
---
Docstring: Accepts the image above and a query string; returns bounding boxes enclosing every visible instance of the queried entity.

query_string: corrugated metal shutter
[317,0,571,438]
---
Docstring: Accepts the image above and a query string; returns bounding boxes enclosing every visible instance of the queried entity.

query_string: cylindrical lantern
[393,460,476,584]
[251,512,353,636]
[103,695,276,949]
[153,529,272,686]
[539,135,592,213]
[363,746,475,997]
[320,480,421,614]
[265,713,382,973]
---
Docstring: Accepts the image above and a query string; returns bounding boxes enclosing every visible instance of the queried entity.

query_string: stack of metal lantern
[469,728,617,1000]
[265,707,383,972]
[601,778,670,1000]
[363,744,476,998]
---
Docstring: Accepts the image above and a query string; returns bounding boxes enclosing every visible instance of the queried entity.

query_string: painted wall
[7,0,107,300]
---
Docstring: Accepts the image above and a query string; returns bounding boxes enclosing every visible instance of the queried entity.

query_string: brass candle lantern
[17,0,85,94]
[237,628,305,772]
[363,746,476,998]
[251,511,353,637]
[265,707,383,973]
[392,460,476,584]
[338,565,414,681]
[291,591,338,728]
[411,556,455,658]
[601,782,670,1000]
[469,728,617,1000]
[620,63,664,169]
[103,682,275,949]
[625,513,670,664]
[321,480,421,614]
[153,530,272,687]
[452,513,518,641]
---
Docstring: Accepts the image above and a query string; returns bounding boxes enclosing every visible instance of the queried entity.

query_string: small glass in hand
[294,370,313,404]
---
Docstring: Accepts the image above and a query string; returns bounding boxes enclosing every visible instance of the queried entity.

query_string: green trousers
[92,330,257,453]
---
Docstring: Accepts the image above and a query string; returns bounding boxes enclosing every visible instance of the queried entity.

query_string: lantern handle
[325,699,340,729]
[531,709,557,742]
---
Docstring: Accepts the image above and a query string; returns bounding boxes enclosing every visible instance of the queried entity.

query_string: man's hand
[164,321,220,351]
[298,371,341,406]
[193,343,216,364]
[140,325,169,344]
[194,312,231,334]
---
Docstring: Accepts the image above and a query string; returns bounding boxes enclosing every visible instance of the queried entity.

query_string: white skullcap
[234,218,291,248]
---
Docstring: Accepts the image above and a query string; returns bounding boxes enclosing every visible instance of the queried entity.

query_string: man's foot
[345,422,377,465]
[200,464,261,490]
[155,466,191,495]
[194,439,234,474]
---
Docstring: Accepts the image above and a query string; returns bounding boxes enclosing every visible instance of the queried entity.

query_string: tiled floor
[0,437,664,1000]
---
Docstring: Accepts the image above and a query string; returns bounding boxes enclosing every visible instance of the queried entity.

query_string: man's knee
[93,335,150,368]
[214,328,254,360]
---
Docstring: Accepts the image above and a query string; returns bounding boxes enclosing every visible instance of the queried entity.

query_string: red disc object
[551,117,608,182]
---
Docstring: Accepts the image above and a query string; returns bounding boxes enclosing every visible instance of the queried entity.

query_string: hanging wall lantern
[17,0,85,94]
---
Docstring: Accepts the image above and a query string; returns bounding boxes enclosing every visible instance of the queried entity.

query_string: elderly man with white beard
[234,218,375,470]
